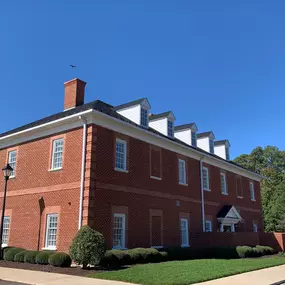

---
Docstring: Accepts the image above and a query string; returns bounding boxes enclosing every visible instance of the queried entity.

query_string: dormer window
[191,132,197,147]
[226,147,230,160]
[209,139,214,154]
[168,120,173,137]
[140,108,148,128]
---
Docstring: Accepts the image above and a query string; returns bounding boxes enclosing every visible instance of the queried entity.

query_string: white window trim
[220,172,227,195]
[140,108,149,128]
[112,213,126,250]
[180,218,189,247]
[51,138,64,170]
[150,175,162,180]
[8,150,17,178]
[2,216,10,247]
[45,213,58,250]
[205,220,212,232]
[178,159,187,186]
[203,167,210,191]
[250,182,256,201]
[115,139,127,172]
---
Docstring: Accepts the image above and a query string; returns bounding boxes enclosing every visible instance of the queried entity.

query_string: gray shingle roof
[113,98,146,111]
[149,111,173,121]
[214,140,229,146]
[174,123,195,132]
[197,131,213,138]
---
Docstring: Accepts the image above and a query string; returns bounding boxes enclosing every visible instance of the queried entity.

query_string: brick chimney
[64,78,86,110]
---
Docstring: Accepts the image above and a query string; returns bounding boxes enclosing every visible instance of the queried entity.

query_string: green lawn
[90,257,285,285]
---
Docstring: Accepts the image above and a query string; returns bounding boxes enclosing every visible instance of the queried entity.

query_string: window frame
[180,218,189,247]
[51,138,64,170]
[209,139,214,154]
[115,139,128,172]
[112,213,126,250]
[250,182,255,201]
[178,159,187,186]
[202,167,210,191]
[191,131,197,147]
[2,216,10,247]
[205,220,212,232]
[8,150,17,177]
[167,120,173,138]
[236,176,243,198]
[140,108,148,128]
[220,172,227,195]
[44,213,58,250]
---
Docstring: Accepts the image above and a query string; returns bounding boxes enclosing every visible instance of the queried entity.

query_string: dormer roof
[174,123,197,132]
[214,140,231,147]
[197,131,215,139]
[149,111,175,121]
[114,98,150,111]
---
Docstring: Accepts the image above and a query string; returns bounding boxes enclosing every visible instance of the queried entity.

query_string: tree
[69,225,106,269]
[234,146,285,232]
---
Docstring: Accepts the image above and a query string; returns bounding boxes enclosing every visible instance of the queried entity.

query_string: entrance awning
[217,205,242,225]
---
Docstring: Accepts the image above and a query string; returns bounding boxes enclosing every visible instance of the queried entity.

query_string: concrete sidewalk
[194,264,285,285]
[0,267,134,285]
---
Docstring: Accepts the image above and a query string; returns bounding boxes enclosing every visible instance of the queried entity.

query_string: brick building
[0,78,263,252]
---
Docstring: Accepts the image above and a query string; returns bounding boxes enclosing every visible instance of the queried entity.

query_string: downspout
[78,115,87,229]
[200,156,205,232]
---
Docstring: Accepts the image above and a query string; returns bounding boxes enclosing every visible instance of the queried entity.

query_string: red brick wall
[0,128,83,252]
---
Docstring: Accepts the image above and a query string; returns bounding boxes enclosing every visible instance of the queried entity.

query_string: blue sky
[1,1,285,158]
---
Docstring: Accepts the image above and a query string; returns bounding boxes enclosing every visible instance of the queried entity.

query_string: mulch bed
[0,260,101,277]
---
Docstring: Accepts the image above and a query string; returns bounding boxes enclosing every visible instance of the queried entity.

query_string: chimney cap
[64,78,86,86]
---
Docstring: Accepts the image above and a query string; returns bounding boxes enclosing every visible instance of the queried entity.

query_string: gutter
[200,157,205,232]
[78,115,87,229]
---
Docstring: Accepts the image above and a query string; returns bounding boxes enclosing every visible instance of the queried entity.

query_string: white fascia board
[0,109,93,149]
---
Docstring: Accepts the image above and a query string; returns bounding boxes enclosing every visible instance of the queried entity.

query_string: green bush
[1,246,14,257]
[4,248,25,261]
[159,251,169,261]
[236,246,254,258]
[126,248,162,264]
[24,251,40,264]
[35,251,55,265]
[100,250,131,267]
[256,245,276,255]
[48,252,72,267]
[14,250,27,262]
[70,225,106,268]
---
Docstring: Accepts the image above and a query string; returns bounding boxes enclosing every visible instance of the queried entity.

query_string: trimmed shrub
[256,245,276,255]
[100,250,131,267]
[24,251,40,264]
[14,250,27,262]
[1,246,14,257]
[126,248,162,264]
[48,252,72,267]
[70,225,106,268]
[159,251,169,261]
[36,251,55,265]
[4,248,25,261]
[237,246,254,258]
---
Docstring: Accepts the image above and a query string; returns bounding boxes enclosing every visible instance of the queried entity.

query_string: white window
[191,132,197,147]
[209,139,214,154]
[180,218,189,247]
[205,220,212,232]
[253,223,258,232]
[115,139,127,171]
[45,214,58,249]
[51,138,64,170]
[250,182,255,201]
[2,216,10,246]
[178,159,187,185]
[220,173,227,195]
[8,151,17,177]
[202,167,210,190]
[113,213,126,249]
[168,120,173,137]
[140,108,148,128]
[225,147,230,160]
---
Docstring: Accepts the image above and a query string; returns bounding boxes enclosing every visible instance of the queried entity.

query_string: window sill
[179,182,188,186]
[181,244,190,248]
[204,188,211,192]
[222,192,228,196]
[2,244,7,248]
[42,247,57,251]
[9,176,15,179]
[237,196,243,199]
[151,246,163,249]
[150,176,162,180]
[49,168,62,172]
[251,199,256,202]
[114,168,129,173]
[112,247,127,250]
